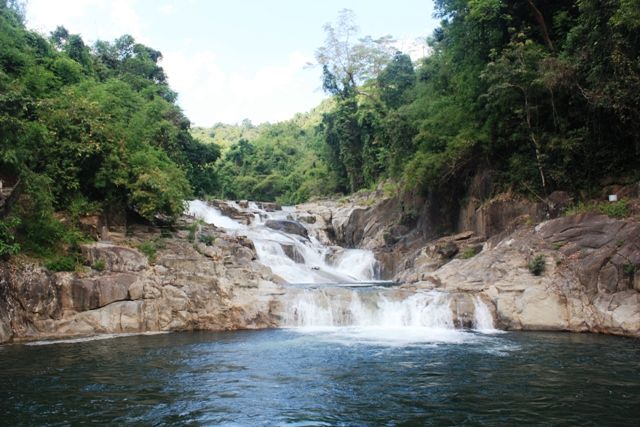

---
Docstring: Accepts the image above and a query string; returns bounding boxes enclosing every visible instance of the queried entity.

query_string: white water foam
[186,200,378,284]
[472,296,499,332]
[25,331,171,346]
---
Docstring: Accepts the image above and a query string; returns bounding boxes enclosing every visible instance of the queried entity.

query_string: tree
[377,51,416,109]
[315,9,395,98]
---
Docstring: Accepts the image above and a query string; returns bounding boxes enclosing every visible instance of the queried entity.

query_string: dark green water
[1,329,639,426]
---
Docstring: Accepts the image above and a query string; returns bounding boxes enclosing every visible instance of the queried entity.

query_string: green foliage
[198,233,215,246]
[599,200,631,219]
[138,239,163,262]
[45,255,77,272]
[0,2,218,258]
[623,263,637,277]
[460,247,479,259]
[528,255,546,276]
[566,200,630,219]
[0,217,21,258]
[92,258,106,272]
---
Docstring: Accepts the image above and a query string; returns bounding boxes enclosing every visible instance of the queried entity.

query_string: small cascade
[283,288,455,328]
[472,296,497,331]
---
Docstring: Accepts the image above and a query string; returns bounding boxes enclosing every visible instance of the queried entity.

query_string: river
[2,201,640,425]
[1,330,639,425]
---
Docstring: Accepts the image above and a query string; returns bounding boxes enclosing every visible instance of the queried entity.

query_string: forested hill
[0,1,218,259]
[2,0,640,263]
[201,1,640,204]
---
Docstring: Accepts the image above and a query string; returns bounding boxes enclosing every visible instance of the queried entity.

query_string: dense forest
[0,1,218,260]
[208,0,639,203]
[1,0,640,262]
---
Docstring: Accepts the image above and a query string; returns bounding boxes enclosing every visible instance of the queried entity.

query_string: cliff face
[0,221,283,344]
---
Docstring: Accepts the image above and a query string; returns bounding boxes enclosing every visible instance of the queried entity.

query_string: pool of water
[1,329,639,426]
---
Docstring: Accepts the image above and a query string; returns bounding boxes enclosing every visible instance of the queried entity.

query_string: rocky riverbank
[1,191,639,343]
[0,220,283,343]
[296,190,640,337]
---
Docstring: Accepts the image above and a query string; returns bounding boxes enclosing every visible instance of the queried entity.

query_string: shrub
[623,263,637,277]
[528,255,546,276]
[138,240,163,262]
[460,247,478,259]
[565,199,630,219]
[599,200,630,219]
[45,255,77,272]
[198,233,214,246]
[92,259,106,271]
[0,217,21,259]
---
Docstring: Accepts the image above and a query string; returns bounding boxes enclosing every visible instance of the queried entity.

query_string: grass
[565,199,630,219]
[45,255,78,272]
[460,247,479,259]
[623,263,637,277]
[92,259,106,271]
[528,255,546,276]
[198,233,215,246]
[138,239,165,262]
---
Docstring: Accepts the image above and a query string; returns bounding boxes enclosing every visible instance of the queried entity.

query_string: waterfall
[187,200,496,333]
[284,289,454,328]
[187,200,379,284]
[473,296,497,331]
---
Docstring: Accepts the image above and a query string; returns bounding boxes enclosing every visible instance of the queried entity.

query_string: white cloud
[26,0,147,44]
[25,1,328,126]
[162,50,326,126]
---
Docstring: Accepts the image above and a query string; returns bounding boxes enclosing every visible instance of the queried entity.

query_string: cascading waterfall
[187,200,496,334]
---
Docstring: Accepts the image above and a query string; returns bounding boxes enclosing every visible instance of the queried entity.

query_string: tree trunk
[527,0,554,51]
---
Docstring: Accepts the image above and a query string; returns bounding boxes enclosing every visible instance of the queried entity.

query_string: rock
[265,220,309,239]
[78,215,103,240]
[69,273,137,311]
[256,202,281,211]
[206,200,253,224]
[281,244,305,264]
[81,243,148,272]
[547,191,573,217]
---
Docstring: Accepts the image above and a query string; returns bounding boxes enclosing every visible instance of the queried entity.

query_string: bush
[599,200,630,219]
[198,233,214,246]
[92,259,106,271]
[0,217,21,259]
[460,247,478,259]
[528,255,546,276]
[45,255,77,272]
[138,239,164,262]
[623,263,637,277]
[566,200,630,219]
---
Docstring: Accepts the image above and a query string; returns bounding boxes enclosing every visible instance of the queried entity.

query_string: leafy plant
[566,200,630,219]
[45,255,77,272]
[623,263,637,277]
[138,239,164,262]
[92,259,106,271]
[528,255,546,276]
[599,200,630,219]
[0,217,21,259]
[198,233,215,246]
[460,247,479,259]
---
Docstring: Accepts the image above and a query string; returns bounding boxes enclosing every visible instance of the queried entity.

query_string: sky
[25,0,439,127]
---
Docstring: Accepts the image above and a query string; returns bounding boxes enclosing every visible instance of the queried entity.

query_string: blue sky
[25,0,439,126]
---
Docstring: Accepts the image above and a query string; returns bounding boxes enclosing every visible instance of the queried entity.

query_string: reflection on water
[1,330,640,426]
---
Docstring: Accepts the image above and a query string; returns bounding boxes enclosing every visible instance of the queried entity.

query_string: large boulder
[81,243,148,272]
[68,273,138,311]
[265,219,309,239]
